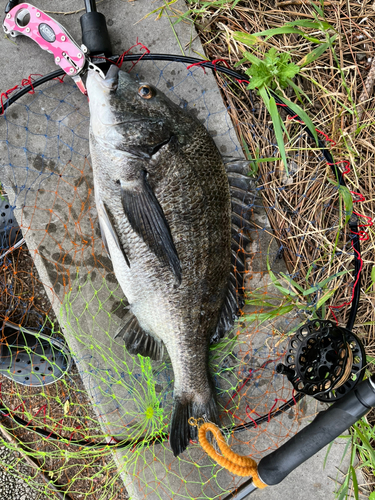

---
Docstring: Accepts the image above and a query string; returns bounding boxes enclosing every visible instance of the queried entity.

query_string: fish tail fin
[170,392,219,457]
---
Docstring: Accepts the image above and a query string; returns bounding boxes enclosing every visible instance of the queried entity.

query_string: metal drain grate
[0,323,72,386]
[0,195,22,250]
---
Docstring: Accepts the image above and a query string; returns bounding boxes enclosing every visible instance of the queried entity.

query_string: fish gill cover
[0,59,361,499]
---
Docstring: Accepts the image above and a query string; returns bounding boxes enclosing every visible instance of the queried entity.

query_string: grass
[149,0,375,496]
[328,417,375,500]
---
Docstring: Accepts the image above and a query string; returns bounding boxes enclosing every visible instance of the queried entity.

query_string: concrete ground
[0,0,366,499]
[0,442,49,500]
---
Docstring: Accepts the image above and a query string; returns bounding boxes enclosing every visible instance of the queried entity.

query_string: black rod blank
[84,0,97,13]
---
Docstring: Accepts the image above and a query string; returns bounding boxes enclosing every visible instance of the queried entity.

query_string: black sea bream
[86,65,252,456]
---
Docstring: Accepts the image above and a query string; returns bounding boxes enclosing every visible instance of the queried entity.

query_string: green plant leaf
[286,19,321,28]
[352,424,375,464]
[369,491,375,500]
[267,93,289,176]
[252,27,304,40]
[233,32,259,47]
[323,441,334,468]
[286,78,312,105]
[279,272,305,293]
[310,0,325,18]
[270,272,298,297]
[305,264,314,282]
[339,437,353,468]
[241,51,263,65]
[244,304,295,324]
[275,94,318,145]
[337,475,350,500]
[264,46,277,59]
[245,299,280,307]
[142,0,179,19]
[249,156,280,163]
[338,185,353,225]
[316,288,336,309]
[246,61,272,85]
[350,466,359,500]
[301,35,324,44]
[298,41,331,67]
[302,270,350,296]
[286,19,334,31]
[240,136,259,177]
[371,266,375,284]
[248,75,270,90]
[318,269,350,288]
[267,253,297,297]
[279,62,300,80]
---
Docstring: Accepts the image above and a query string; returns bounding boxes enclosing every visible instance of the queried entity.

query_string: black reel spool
[277,319,366,402]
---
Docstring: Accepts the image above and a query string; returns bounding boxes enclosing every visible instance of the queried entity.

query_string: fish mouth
[94,64,121,91]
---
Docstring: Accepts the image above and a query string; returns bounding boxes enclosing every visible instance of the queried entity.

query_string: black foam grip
[80,12,112,56]
[258,377,375,486]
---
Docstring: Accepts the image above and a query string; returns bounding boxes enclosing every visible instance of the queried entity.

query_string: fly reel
[277,319,366,402]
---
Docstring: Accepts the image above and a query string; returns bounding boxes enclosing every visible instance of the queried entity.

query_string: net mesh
[0,59,361,499]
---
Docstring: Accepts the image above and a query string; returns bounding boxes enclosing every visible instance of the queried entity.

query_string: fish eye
[138,85,155,99]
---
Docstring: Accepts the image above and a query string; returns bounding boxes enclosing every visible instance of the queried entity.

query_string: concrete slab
[0,1,360,499]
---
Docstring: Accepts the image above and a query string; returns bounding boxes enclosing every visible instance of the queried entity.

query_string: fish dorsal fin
[120,171,182,284]
[95,189,130,267]
[226,158,255,303]
[211,159,255,343]
[115,312,164,361]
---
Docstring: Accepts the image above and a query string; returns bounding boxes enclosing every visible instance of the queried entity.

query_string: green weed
[143,0,241,25]
[233,16,338,176]
[243,250,350,326]
[331,415,375,500]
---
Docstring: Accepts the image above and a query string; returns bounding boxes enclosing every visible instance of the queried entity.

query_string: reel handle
[257,375,375,486]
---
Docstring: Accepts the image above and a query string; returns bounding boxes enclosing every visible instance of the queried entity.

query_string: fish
[86,65,254,456]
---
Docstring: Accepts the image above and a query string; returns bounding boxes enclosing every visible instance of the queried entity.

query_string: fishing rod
[0,0,367,496]
[223,374,375,499]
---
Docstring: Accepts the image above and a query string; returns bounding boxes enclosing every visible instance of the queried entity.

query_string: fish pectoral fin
[115,312,164,361]
[121,171,182,284]
[96,191,130,267]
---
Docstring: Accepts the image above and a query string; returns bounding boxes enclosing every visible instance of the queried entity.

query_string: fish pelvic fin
[169,392,219,457]
[120,171,182,284]
[115,313,164,361]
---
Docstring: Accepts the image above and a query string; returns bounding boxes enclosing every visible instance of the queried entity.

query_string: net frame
[0,51,364,500]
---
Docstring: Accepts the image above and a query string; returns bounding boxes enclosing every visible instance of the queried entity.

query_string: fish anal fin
[210,275,244,344]
[115,313,164,361]
[121,171,182,284]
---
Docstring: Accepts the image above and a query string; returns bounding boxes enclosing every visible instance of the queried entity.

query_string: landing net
[0,58,364,499]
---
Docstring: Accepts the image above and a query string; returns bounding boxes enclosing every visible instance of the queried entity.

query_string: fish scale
[87,65,245,456]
